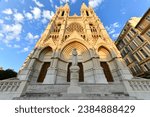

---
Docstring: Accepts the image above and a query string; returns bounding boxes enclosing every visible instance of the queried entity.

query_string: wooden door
[37,62,50,83]
[100,62,113,82]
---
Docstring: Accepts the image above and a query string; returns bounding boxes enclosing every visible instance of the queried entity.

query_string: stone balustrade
[0,80,27,100]
[124,79,150,99]
[127,79,150,91]
[0,80,22,92]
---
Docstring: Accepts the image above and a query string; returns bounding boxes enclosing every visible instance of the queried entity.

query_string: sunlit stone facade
[2,3,150,100]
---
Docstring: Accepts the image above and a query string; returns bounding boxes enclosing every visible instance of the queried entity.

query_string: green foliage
[0,69,17,80]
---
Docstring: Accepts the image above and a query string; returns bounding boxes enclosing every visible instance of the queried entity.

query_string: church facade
[18,3,132,84]
[0,3,150,100]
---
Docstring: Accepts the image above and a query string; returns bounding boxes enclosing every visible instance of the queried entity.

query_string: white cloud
[60,0,69,4]
[2,8,13,15]
[89,0,103,9]
[41,18,47,24]
[49,0,54,7]
[22,47,29,52]
[32,0,44,7]
[14,13,24,23]
[31,7,41,19]
[4,16,11,20]
[0,33,4,38]
[2,23,22,44]
[105,22,120,34]
[120,8,126,15]
[24,12,33,20]
[112,33,119,39]
[55,5,59,10]
[113,22,120,28]
[43,10,54,20]
[71,0,77,3]
[42,10,54,24]
[105,22,120,40]
[26,32,39,40]
[60,0,76,4]
[0,19,4,24]
[26,32,39,44]
[13,44,20,48]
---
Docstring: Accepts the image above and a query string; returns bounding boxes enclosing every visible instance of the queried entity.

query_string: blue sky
[0,0,149,72]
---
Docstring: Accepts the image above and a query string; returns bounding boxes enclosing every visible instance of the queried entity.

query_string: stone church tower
[16,3,135,99]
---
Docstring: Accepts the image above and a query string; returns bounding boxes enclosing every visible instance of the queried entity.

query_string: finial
[81,2,88,9]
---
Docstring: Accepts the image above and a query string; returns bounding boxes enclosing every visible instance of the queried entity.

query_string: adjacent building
[115,8,150,78]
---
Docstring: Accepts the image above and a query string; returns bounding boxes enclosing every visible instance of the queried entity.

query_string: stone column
[18,58,36,81]
[114,57,133,80]
[43,50,59,84]
[90,49,108,84]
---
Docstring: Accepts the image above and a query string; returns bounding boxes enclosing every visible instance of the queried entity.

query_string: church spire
[81,2,88,9]
[64,2,69,9]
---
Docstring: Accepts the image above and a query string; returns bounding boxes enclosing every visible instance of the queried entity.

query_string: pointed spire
[81,2,88,9]
[64,2,69,9]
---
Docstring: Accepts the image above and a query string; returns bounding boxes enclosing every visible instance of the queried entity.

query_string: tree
[0,69,17,80]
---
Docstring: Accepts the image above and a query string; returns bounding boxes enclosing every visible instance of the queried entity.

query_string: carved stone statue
[72,48,78,66]
[67,48,82,94]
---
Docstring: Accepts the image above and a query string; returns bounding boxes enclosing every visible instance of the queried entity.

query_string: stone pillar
[67,66,82,94]
[90,49,108,84]
[115,57,133,80]
[18,58,36,81]
[43,50,59,84]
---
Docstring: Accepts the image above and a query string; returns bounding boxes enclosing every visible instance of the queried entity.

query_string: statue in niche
[72,48,78,66]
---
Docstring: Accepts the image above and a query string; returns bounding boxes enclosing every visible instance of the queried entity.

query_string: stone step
[14,92,136,100]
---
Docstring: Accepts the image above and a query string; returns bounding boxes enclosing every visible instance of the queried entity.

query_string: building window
[130,41,137,50]
[146,16,150,21]
[127,33,132,40]
[140,49,149,58]
[125,58,130,65]
[121,50,126,57]
[130,28,136,35]
[144,64,150,71]
[146,44,150,50]
[123,38,128,45]
[146,31,150,37]
[138,25,144,30]
[130,67,136,75]
[134,64,141,73]
[135,53,142,61]
[137,36,144,42]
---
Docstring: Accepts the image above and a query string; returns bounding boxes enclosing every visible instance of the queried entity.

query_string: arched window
[61,11,65,16]
[86,11,89,16]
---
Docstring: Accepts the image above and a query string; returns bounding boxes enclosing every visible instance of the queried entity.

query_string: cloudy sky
[0,0,149,72]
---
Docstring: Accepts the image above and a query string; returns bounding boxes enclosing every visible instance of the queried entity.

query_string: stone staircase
[14,83,136,100]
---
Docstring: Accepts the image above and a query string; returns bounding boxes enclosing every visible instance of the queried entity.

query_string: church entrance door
[100,62,113,82]
[37,62,50,83]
